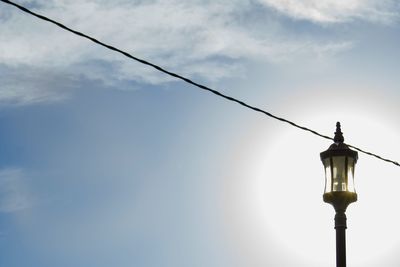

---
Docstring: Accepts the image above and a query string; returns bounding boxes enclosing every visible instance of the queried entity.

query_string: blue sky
[1,1,400,266]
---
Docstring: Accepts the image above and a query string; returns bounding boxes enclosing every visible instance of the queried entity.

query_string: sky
[1,0,400,266]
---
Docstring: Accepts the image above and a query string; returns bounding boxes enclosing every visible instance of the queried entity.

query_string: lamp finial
[334,122,344,143]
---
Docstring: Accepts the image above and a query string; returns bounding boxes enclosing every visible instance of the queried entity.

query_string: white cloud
[258,0,399,23]
[1,1,252,70]
[0,168,32,213]
[0,0,386,103]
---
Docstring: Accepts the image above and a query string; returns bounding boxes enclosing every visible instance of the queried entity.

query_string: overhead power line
[1,0,399,167]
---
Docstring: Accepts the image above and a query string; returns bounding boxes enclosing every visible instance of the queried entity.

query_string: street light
[320,122,358,267]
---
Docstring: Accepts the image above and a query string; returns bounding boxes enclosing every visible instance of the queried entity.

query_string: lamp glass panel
[347,157,356,192]
[323,158,332,193]
[332,156,346,192]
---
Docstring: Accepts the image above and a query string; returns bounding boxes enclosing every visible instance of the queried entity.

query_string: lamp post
[320,122,358,267]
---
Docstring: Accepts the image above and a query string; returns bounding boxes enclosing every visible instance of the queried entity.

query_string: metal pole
[334,211,347,267]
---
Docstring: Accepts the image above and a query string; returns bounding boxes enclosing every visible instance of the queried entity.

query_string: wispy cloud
[1,0,391,104]
[0,168,32,213]
[258,0,399,24]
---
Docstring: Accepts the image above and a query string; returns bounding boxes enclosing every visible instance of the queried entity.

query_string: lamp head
[320,122,358,212]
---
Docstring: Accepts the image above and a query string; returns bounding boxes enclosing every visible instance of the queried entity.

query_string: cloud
[258,0,399,23]
[0,64,81,104]
[0,0,381,104]
[0,168,32,213]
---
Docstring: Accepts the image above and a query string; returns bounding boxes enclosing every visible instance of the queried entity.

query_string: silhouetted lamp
[320,122,358,267]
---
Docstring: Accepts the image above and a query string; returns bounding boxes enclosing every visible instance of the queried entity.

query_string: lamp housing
[320,122,358,212]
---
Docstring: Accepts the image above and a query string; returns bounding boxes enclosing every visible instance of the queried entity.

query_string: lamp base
[323,191,357,212]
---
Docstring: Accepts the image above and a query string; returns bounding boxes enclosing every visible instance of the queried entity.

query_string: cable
[1,0,399,167]
[347,144,399,166]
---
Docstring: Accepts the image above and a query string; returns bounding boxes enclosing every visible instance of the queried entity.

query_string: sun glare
[222,103,400,266]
